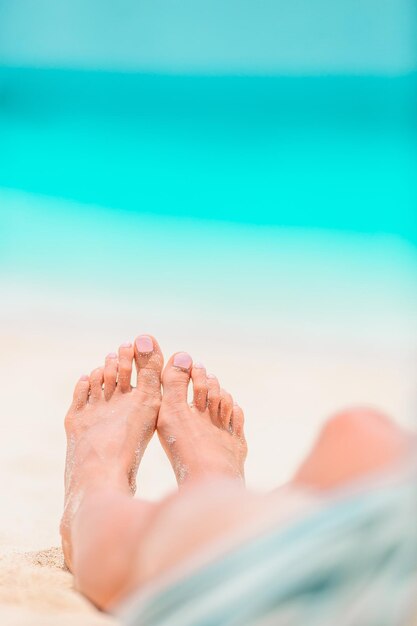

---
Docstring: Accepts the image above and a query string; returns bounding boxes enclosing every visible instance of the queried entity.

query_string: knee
[320,407,394,442]
[318,406,409,469]
[294,406,410,491]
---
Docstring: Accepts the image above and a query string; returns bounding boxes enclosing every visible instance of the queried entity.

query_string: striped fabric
[122,467,417,626]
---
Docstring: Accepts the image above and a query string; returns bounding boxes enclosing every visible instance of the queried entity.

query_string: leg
[71,481,261,609]
[70,489,158,607]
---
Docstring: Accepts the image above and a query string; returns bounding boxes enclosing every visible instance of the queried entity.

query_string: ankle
[61,477,132,570]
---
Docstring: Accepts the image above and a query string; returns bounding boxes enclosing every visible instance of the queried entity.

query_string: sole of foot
[157,352,247,486]
[61,334,164,565]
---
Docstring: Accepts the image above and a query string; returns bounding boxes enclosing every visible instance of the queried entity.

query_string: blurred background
[0,1,416,550]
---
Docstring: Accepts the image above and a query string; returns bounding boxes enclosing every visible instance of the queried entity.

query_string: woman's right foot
[61,335,164,568]
[157,353,247,486]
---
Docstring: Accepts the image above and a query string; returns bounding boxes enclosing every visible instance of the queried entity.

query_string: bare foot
[157,353,247,486]
[61,335,163,567]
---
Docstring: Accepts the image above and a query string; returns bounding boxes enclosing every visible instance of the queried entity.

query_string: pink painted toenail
[136,335,153,353]
[120,342,132,348]
[107,352,117,359]
[79,375,89,381]
[193,362,205,369]
[173,352,192,369]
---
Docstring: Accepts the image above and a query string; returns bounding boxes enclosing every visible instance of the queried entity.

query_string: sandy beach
[1,190,416,624]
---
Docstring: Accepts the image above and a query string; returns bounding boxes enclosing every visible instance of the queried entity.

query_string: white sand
[1,192,416,624]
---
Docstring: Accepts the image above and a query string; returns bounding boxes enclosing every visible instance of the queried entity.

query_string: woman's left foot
[61,335,163,566]
[158,353,247,486]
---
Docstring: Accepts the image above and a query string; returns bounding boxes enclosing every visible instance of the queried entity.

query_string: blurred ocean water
[0,68,416,362]
[0,68,416,242]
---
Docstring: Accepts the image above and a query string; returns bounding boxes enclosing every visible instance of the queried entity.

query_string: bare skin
[157,353,247,485]
[61,343,251,606]
[61,339,413,611]
[61,335,164,570]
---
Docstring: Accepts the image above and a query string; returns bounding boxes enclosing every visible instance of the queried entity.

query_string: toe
[231,403,245,438]
[162,352,193,405]
[134,334,163,397]
[118,343,134,393]
[219,389,233,430]
[71,375,90,411]
[89,367,104,402]
[191,363,208,412]
[207,374,221,425]
[104,353,118,400]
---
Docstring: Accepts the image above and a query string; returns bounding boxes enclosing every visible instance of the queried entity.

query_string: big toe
[162,352,193,405]
[134,334,164,397]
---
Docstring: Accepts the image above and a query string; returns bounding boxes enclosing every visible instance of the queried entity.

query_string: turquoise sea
[0,68,416,242]
[0,68,416,360]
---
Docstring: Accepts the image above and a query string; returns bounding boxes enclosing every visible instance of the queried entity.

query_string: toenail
[79,375,89,381]
[207,373,216,379]
[193,362,205,369]
[136,335,153,353]
[120,342,132,348]
[173,352,192,370]
[107,352,117,359]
